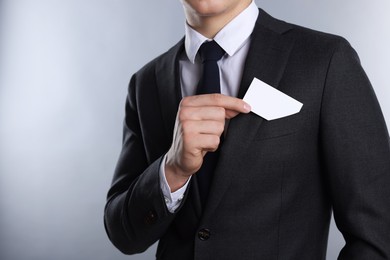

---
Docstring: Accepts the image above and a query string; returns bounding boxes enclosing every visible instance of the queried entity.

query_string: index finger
[181,94,251,114]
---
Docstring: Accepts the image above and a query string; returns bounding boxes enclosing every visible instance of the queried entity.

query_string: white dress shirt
[159,1,259,213]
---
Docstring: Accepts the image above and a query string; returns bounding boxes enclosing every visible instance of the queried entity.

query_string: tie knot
[198,41,225,63]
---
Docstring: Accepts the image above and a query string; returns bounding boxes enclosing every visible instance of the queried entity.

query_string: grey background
[0,0,388,259]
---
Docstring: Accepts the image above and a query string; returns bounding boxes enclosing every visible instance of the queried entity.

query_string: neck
[184,1,252,39]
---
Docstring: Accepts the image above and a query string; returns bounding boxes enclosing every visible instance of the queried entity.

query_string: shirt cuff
[159,154,191,213]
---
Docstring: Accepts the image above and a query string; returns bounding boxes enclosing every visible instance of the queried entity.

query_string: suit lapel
[155,39,204,218]
[202,9,295,221]
[155,39,185,139]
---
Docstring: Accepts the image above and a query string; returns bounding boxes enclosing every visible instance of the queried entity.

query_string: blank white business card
[243,78,303,120]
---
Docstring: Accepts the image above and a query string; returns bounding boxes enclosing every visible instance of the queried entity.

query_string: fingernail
[244,103,251,112]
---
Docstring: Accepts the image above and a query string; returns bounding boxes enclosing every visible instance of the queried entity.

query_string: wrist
[165,163,191,192]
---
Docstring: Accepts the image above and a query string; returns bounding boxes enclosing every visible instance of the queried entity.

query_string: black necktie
[197,40,225,94]
[196,40,225,206]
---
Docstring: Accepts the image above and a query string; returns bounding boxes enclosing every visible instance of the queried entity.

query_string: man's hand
[165,94,251,191]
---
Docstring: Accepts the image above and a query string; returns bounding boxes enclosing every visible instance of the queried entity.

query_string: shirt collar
[184,1,259,63]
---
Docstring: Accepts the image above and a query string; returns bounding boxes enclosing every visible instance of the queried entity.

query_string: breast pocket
[254,112,304,140]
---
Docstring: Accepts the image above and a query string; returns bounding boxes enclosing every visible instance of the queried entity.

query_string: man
[104,0,390,259]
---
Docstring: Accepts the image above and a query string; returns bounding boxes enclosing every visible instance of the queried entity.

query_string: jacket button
[198,228,210,241]
[144,210,157,225]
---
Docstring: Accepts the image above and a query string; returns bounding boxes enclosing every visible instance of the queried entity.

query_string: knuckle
[216,107,225,118]
[210,93,222,103]
[178,107,190,121]
[180,96,191,107]
[212,135,220,147]
[180,106,199,121]
[217,123,225,133]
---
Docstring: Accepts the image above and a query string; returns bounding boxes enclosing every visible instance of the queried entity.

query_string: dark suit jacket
[104,9,390,260]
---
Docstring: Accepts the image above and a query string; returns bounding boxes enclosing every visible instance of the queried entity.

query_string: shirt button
[198,228,211,241]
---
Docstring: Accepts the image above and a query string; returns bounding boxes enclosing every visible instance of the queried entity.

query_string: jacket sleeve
[320,38,390,259]
[103,74,182,255]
